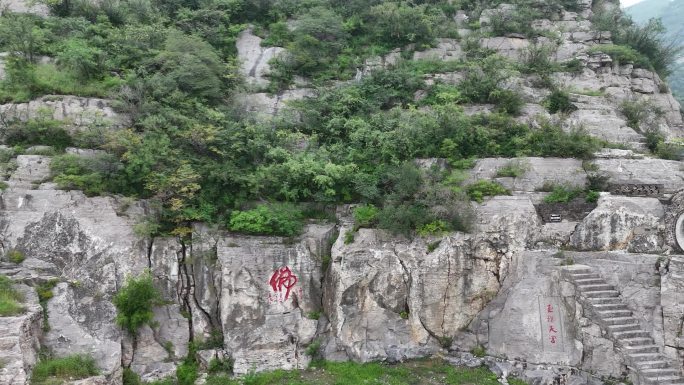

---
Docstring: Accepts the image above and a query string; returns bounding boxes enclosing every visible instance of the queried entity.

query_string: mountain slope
[627,0,684,101]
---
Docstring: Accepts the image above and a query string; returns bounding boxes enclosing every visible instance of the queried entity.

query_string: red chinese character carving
[550,335,557,344]
[547,304,553,313]
[546,315,554,323]
[549,325,558,334]
[270,266,298,301]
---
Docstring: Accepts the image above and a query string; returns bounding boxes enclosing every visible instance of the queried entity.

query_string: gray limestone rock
[323,196,541,363]
[467,157,587,192]
[412,39,462,62]
[236,28,285,89]
[0,284,42,385]
[216,224,335,374]
[0,0,49,16]
[570,196,664,252]
[0,96,129,132]
[594,158,684,193]
[479,37,530,60]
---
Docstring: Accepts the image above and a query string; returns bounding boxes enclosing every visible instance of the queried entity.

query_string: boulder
[570,196,665,252]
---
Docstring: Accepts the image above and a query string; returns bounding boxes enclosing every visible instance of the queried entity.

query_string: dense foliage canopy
[0,0,678,236]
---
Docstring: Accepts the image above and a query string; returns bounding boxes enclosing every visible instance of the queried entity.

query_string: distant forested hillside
[627,0,684,101]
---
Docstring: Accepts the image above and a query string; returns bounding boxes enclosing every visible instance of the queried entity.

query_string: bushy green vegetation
[6,250,25,264]
[353,204,379,228]
[466,180,510,203]
[229,203,304,237]
[543,185,582,203]
[495,159,529,178]
[113,272,162,334]
[31,354,99,385]
[544,89,577,114]
[205,359,513,385]
[0,0,670,240]
[592,9,681,77]
[0,275,24,317]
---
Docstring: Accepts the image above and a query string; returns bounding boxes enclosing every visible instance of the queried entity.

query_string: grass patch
[205,359,504,385]
[31,354,99,384]
[466,180,511,203]
[7,249,25,264]
[543,186,583,204]
[0,275,24,317]
[0,62,122,103]
[495,159,529,178]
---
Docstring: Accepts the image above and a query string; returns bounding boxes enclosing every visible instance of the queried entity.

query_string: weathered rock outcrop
[570,196,665,252]
[0,284,42,385]
[323,197,541,362]
[0,96,130,131]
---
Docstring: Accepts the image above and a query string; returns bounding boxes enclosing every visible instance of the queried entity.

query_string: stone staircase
[564,266,684,385]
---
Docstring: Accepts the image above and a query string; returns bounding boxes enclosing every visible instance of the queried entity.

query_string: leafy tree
[57,38,105,81]
[0,14,47,62]
[113,272,163,335]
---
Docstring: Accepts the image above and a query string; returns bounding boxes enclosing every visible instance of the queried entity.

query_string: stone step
[607,323,641,332]
[588,297,622,305]
[583,290,620,298]
[578,284,615,291]
[629,352,662,362]
[594,303,629,311]
[613,330,651,339]
[636,360,671,370]
[575,278,606,285]
[571,273,601,279]
[624,344,660,354]
[603,316,638,326]
[642,368,680,376]
[618,337,655,347]
[597,309,633,318]
[643,374,684,384]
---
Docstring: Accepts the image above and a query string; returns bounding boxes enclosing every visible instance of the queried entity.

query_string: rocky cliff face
[3,0,684,384]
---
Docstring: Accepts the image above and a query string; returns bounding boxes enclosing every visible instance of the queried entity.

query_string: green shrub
[488,8,540,38]
[7,250,25,264]
[417,220,450,237]
[229,203,304,237]
[544,89,577,114]
[421,83,463,106]
[123,368,142,385]
[306,311,321,320]
[343,231,355,244]
[31,355,99,385]
[656,142,684,160]
[490,88,524,115]
[305,339,322,357]
[508,377,530,385]
[50,154,125,197]
[4,117,72,151]
[543,186,582,204]
[176,361,198,385]
[495,159,529,178]
[0,275,24,317]
[592,11,681,77]
[207,357,234,374]
[585,190,600,203]
[466,180,510,203]
[353,204,379,228]
[588,44,650,69]
[620,98,659,129]
[113,272,162,335]
[471,344,486,358]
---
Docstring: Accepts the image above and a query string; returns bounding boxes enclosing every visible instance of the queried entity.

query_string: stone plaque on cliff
[538,297,565,352]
